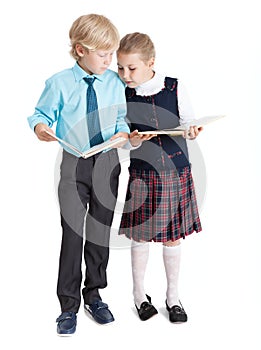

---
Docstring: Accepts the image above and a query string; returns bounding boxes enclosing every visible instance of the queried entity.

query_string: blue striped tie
[84,77,104,147]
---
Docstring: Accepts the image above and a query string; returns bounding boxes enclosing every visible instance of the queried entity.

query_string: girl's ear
[75,44,85,57]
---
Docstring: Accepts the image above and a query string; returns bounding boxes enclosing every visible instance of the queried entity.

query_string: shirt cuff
[28,118,49,132]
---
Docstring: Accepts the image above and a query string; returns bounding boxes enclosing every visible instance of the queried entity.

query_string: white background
[0,0,260,349]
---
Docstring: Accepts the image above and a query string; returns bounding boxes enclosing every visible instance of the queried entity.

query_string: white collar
[135,72,165,96]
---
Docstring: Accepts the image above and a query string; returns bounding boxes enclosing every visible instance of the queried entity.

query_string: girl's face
[76,44,114,75]
[117,52,154,88]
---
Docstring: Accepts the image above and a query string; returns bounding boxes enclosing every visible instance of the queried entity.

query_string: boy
[28,14,129,335]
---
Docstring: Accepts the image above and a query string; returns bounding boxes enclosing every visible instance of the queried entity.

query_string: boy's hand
[184,126,203,140]
[110,132,129,148]
[129,130,156,147]
[34,123,57,142]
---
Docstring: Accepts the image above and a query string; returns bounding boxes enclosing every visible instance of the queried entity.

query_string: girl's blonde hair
[69,14,120,60]
[118,32,156,62]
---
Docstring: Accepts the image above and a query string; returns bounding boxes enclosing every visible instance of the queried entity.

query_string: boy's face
[117,52,154,88]
[76,45,114,75]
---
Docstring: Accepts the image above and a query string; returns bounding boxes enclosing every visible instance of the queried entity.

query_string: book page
[138,115,225,136]
[82,137,127,159]
[45,130,126,158]
[183,115,225,128]
[45,130,85,157]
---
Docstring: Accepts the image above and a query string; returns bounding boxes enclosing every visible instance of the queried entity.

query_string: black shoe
[135,294,158,321]
[166,300,188,323]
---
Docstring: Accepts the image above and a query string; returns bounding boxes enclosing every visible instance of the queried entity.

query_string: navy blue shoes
[56,301,114,335]
[84,300,115,324]
[56,312,77,336]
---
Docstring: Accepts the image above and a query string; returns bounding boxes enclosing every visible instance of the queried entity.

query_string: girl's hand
[129,130,156,147]
[34,123,57,141]
[184,126,203,140]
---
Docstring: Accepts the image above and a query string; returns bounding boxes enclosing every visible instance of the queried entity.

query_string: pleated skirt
[119,166,202,242]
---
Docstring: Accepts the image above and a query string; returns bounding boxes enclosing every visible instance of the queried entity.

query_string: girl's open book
[138,115,225,136]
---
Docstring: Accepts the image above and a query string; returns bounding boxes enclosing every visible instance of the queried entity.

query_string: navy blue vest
[126,77,190,171]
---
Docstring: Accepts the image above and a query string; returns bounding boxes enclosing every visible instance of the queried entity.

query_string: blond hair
[69,14,120,60]
[118,32,156,62]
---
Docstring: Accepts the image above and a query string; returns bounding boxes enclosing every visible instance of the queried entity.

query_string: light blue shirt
[28,63,129,156]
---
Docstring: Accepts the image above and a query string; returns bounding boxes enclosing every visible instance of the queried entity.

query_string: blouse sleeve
[177,81,196,126]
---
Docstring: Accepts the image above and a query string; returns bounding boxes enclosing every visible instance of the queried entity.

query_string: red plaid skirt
[119,166,202,242]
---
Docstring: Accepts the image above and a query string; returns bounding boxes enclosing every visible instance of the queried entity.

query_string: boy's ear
[75,44,85,57]
[148,57,155,68]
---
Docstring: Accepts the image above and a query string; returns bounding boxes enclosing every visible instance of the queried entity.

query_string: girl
[117,33,202,323]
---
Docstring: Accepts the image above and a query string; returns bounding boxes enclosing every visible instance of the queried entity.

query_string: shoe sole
[57,332,75,337]
[57,328,76,337]
[169,319,188,324]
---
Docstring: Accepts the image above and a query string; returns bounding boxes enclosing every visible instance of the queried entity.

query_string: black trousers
[57,149,120,313]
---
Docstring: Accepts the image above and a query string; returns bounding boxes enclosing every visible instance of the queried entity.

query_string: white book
[138,115,225,136]
[45,130,126,159]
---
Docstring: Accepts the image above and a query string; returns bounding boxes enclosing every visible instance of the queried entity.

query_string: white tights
[131,241,181,308]
[163,244,181,307]
[131,241,149,308]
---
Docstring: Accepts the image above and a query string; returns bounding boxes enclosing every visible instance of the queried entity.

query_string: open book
[45,130,126,159]
[138,115,225,136]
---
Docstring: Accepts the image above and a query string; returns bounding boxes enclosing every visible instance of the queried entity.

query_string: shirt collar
[135,71,165,96]
[72,62,104,82]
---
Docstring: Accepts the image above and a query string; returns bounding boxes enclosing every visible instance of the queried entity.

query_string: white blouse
[135,72,196,126]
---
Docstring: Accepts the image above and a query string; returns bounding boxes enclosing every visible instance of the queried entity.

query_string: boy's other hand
[110,132,129,148]
[34,123,57,142]
[129,130,156,147]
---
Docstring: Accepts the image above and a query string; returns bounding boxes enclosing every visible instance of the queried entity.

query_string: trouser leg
[82,149,120,305]
[57,151,90,312]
